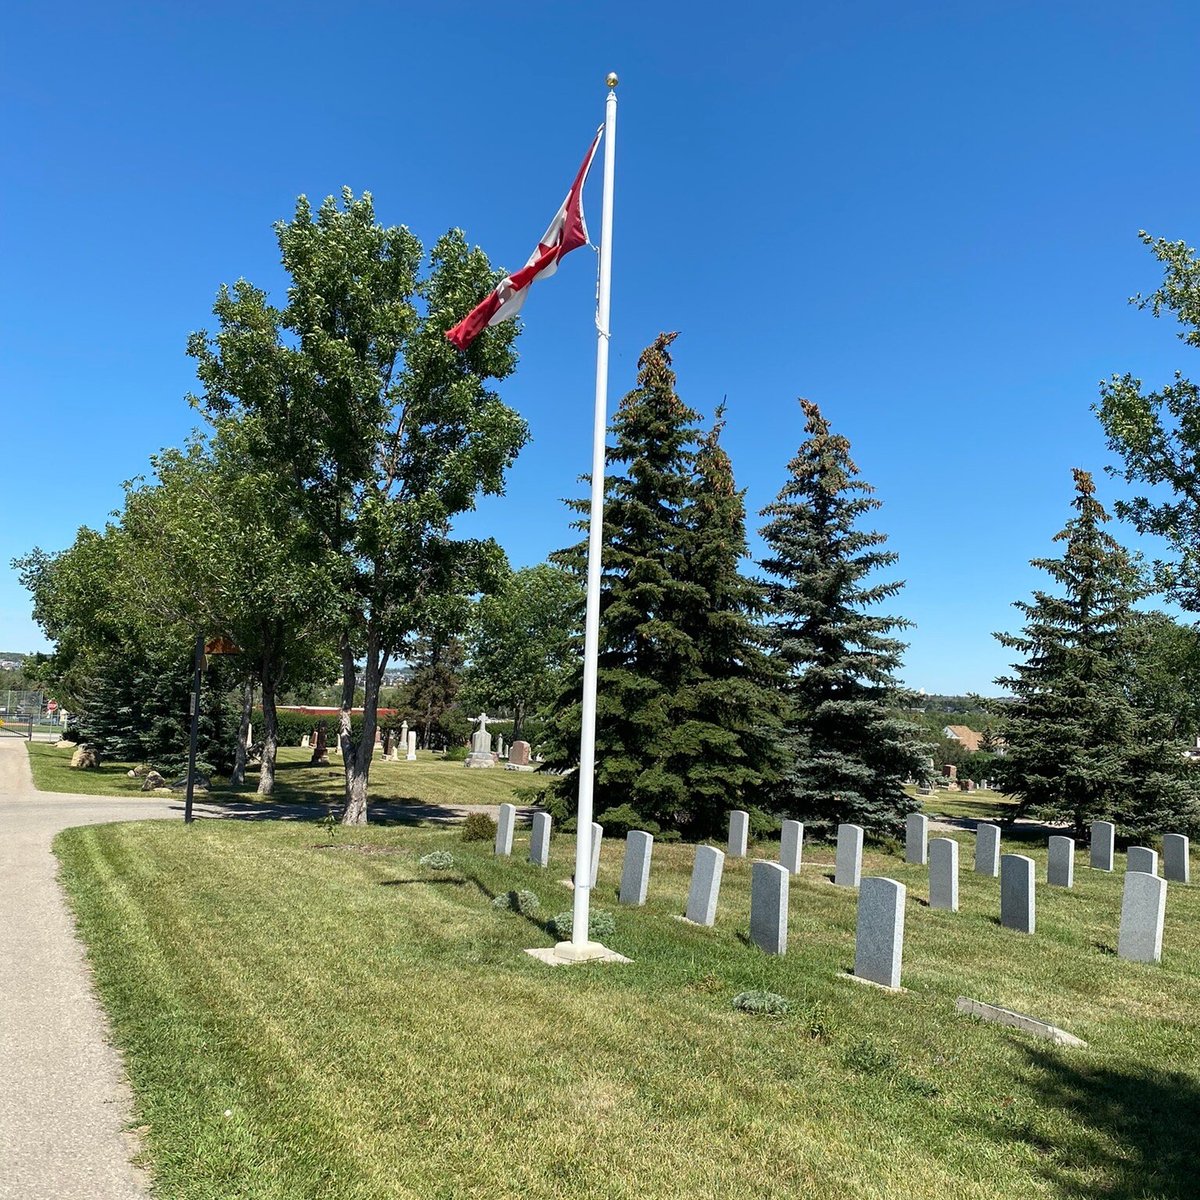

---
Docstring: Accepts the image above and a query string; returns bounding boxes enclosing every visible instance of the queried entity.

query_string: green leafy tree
[759,399,926,834]
[188,189,527,823]
[1098,232,1200,607]
[119,429,338,793]
[460,563,581,742]
[992,469,1196,837]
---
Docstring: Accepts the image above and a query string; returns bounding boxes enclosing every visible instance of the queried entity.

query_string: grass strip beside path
[56,818,1200,1200]
[27,742,541,810]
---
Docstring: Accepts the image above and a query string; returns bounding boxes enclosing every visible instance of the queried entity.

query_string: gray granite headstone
[929,837,959,912]
[1000,854,1035,933]
[728,810,749,858]
[834,823,864,888]
[685,845,724,926]
[975,823,1001,877]
[854,877,906,989]
[1118,870,1167,964]
[1127,846,1158,876]
[495,803,516,856]
[529,811,551,867]
[1047,836,1075,888]
[1090,821,1115,871]
[780,819,804,874]
[749,860,789,954]
[619,831,654,906]
[1163,833,1190,884]
[905,812,929,865]
[589,821,603,887]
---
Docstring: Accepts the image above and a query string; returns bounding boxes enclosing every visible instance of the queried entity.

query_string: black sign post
[184,633,204,824]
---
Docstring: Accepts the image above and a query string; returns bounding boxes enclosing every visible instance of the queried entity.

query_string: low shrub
[418,850,455,871]
[492,889,541,916]
[732,990,791,1016]
[442,744,469,762]
[595,804,660,839]
[461,813,497,842]
[549,908,615,940]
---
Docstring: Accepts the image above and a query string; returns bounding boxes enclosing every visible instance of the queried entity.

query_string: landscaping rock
[70,747,98,769]
[140,771,167,791]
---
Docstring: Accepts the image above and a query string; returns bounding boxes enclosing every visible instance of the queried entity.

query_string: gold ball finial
[606,72,619,88]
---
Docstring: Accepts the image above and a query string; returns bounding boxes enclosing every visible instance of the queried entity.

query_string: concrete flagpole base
[524,941,632,966]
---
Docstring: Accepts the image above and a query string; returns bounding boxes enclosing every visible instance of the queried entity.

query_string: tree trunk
[342,632,387,825]
[257,662,280,796]
[512,698,526,745]
[231,678,254,786]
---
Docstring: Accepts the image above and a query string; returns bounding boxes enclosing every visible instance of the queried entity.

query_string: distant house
[942,724,1005,755]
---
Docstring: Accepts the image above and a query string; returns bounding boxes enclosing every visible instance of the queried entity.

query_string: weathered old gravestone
[1000,854,1036,933]
[529,812,552,867]
[942,763,958,781]
[749,861,789,954]
[1118,870,1167,963]
[929,837,959,912]
[495,803,516,856]
[975,823,1001,877]
[1090,821,1115,871]
[728,810,749,858]
[310,725,329,765]
[685,845,724,925]
[509,740,531,767]
[1047,836,1075,888]
[854,877,906,989]
[1162,833,1190,884]
[496,736,506,758]
[619,831,653,906]
[464,713,496,768]
[780,820,804,873]
[834,824,864,888]
[406,730,417,761]
[905,812,929,865]
[1127,846,1158,876]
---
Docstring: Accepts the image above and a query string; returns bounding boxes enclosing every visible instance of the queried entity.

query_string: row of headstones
[493,804,1189,984]
[901,813,1189,967]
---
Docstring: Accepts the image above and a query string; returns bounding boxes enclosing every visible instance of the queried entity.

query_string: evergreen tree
[676,409,787,829]
[993,469,1196,838]
[547,334,782,836]
[759,399,925,834]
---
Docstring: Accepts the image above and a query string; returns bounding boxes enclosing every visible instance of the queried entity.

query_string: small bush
[747,806,780,840]
[461,812,497,842]
[492,889,541,915]
[442,744,469,762]
[732,990,791,1016]
[418,850,455,871]
[550,908,616,940]
[596,803,660,839]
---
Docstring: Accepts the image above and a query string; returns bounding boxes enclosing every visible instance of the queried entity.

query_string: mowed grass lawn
[56,815,1200,1199]
[27,742,542,809]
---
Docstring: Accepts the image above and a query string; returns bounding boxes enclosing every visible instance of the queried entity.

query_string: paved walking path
[0,737,228,1200]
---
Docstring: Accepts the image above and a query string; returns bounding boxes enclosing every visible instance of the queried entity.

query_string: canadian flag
[445,128,603,351]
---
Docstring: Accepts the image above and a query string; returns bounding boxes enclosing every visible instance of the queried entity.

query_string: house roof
[943,725,984,752]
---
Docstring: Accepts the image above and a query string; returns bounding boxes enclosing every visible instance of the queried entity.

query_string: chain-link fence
[0,690,60,738]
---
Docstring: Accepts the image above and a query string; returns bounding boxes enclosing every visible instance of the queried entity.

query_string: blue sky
[3,0,1198,693]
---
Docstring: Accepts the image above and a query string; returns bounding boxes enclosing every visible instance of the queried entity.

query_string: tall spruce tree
[677,409,787,829]
[759,399,925,834]
[993,469,1196,838]
[547,334,782,836]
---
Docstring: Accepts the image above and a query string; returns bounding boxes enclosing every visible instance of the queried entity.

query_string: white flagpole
[562,73,618,959]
